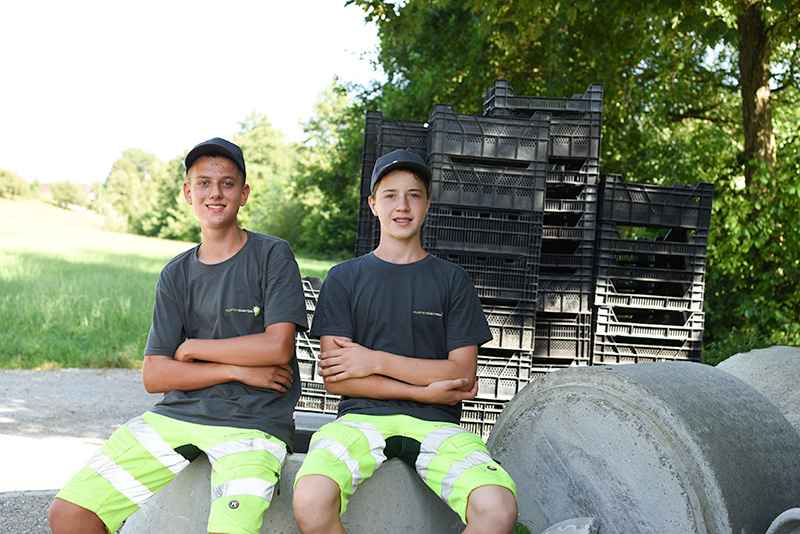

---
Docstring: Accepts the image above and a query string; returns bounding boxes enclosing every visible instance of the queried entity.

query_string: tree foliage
[348,0,800,348]
[295,79,364,257]
[50,181,87,209]
[0,169,33,199]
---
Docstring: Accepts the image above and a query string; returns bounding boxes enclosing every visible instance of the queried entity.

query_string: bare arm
[317,336,478,404]
[172,321,297,366]
[142,321,297,394]
[318,336,478,388]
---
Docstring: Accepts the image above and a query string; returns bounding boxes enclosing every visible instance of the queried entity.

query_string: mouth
[394,217,412,225]
[206,204,225,211]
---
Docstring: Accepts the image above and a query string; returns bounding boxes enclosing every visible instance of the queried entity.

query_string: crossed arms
[142,321,296,394]
[317,336,479,405]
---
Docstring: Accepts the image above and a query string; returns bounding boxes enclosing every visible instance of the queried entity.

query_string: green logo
[224,305,262,317]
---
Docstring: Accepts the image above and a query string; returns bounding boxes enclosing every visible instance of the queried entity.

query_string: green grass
[0,199,334,369]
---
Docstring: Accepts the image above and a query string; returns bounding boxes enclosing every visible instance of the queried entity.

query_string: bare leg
[293,474,346,534]
[462,485,518,534]
[49,498,107,534]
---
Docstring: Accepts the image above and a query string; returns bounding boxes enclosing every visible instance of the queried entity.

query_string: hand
[421,377,478,405]
[318,338,379,382]
[236,364,293,393]
[173,339,197,362]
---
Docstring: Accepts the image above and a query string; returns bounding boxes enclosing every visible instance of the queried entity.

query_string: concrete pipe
[487,361,800,534]
[717,345,800,436]
[766,508,800,534]
[120,453,464,534]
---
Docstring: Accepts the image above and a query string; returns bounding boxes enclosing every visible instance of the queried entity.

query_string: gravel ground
[0,369,160,533]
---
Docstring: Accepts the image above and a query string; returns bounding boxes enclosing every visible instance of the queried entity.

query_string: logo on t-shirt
[225,305,262,317]
[413,310,443,317]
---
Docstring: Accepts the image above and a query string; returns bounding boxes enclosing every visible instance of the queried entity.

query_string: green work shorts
[294,413,516,524]
[55,411,287,534]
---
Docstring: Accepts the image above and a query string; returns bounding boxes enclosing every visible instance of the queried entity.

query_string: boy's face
[368,169,431,243]
[183,155,249,230]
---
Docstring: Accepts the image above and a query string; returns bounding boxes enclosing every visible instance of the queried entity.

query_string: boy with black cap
[293,149,518,533]
[49,137,308,534]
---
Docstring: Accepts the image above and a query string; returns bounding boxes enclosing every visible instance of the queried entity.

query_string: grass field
[0,199,334,369]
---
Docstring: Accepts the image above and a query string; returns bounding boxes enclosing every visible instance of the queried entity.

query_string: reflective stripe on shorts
[86,449,154,507]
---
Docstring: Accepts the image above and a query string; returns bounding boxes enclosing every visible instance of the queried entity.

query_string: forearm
[324,374,474,406]
[142,355,240,393]
[374,353,471,387]
[324,374,422,400]
[176,323,296,366]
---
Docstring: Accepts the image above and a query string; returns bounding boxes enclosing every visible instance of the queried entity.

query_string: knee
[467,486,518,532]
[49,498,104,534]
[293,475,341,526]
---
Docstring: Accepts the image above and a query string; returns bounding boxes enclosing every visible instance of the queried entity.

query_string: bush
[50,181,87,208]
[0,169,31,199]
[701,326,777,366]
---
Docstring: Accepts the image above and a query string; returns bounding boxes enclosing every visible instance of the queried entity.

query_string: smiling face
[183,155,249,231]
[368,168,431,245]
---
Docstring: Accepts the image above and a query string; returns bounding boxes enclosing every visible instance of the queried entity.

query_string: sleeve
[261,240,309,332]
[309,264,354,339]
[143,271,186,357]
[445,268,493,353]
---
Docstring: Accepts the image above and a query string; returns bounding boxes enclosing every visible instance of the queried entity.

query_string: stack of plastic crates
[592,174,714,364]
[484,80,603,372]
[355,110,428,258]
[423,102,552,441]
[295,276,341,416]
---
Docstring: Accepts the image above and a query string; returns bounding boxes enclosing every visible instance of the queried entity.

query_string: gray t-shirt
[310,252,491,424]
[144,230,308,450]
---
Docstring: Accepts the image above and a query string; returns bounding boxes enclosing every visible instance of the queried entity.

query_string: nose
[396,195,410,210]
[209,182,222,198]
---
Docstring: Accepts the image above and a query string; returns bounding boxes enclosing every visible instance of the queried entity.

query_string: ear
[240,183,250,206]
[367,195,378,217]
[183,181,192,205]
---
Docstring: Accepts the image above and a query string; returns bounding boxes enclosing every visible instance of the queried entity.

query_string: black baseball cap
[370,149,431,194]
[184,137,246,181]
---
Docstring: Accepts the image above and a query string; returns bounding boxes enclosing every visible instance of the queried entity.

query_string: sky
[0,1,382,185]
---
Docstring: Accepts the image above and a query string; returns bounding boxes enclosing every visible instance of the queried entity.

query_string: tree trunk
[738,0,776,191]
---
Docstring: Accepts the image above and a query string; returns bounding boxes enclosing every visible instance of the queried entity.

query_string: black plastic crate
[600,174,714,229]
[428,104,550,163]
[593,277,705,312]
[594,307,705,341]
[533,312,592,363]
[537,274,594,313]
[544,183,598,213]
[460,399,507,441]
[592,335,702,364]
[483,79,603,118]
[297,381,340,415]
[548,118,602,161]
[378,120,428,159]
[423,204,543,256]
[429,154,547,211]
[430,250,539,304]
[594,256,707,287]
[355,199,380,258]
[482,304,537,352]
[475,352,533,401]
[597,224,709,258]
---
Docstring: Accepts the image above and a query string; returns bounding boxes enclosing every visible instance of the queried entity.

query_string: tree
[295,79,364,257]
[347,0,800,347]
[234,113,306,247]
[0,169,31,199]
[50,181,86,208]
